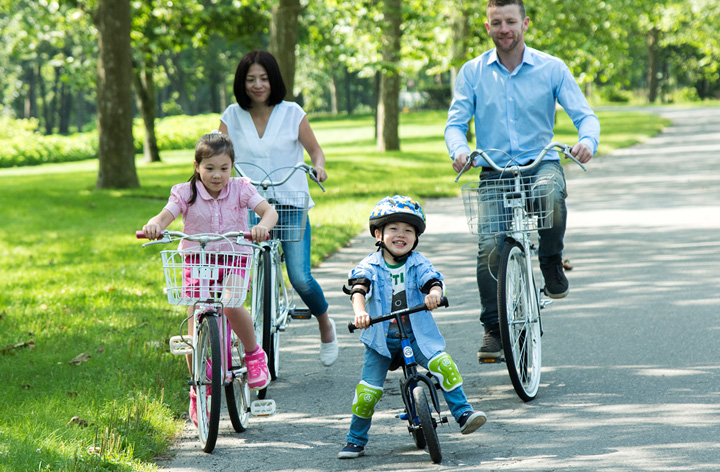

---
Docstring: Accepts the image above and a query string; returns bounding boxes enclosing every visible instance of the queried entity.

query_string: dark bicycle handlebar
[347,296,449,333]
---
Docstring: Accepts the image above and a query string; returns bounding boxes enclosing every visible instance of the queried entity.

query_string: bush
[2,114,220,168]
[598,85,633,103]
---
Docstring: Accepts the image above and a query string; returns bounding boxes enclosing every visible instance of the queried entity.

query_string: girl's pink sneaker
[245,346,270,390]
[188,387,198,427]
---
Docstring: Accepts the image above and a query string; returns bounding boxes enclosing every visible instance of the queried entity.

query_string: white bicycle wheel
[497,241,542,401]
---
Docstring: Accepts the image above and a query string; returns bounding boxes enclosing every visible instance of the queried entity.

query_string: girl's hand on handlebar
[251,224,270,242]
[452,153,470,173]
[142,223,163,240]
[570,142,593,164]
[354,311,371,330]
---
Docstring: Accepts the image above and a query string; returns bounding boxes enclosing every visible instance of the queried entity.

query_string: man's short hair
[487,0,526,19]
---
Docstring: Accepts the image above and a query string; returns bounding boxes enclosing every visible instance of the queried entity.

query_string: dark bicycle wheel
[497,240,542,402]
[260,248,278,380]
[413,386,442,463]
[225,331,250,433]
[250,249,271,399]
[196,315,222,453]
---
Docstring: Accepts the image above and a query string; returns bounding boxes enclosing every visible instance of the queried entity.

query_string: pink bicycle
[137,230,274,453]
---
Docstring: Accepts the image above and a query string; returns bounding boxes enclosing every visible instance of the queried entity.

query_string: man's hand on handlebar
[570,142,593,164]
[452,153,470,173]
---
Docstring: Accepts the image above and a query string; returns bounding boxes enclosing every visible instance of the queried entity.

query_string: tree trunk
[95,0,139,189]
[24,63,37,119]
[59,80,71,135]
[450,0,470,99]
[269,0,300,101]
[647,27,660,103]
[132,58,161,163]
[344,67,353,114]
[329,71,339,114]
[377,0,402,152]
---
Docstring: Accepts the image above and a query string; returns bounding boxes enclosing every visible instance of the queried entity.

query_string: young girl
[218,50,338,367]
[142,132,278,426]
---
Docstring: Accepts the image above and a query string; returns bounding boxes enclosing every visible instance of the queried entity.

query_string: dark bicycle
[347,297,451,464]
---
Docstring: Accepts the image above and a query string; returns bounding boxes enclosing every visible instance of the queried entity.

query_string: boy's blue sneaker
[458,410,487,434]
[338,442,365,459]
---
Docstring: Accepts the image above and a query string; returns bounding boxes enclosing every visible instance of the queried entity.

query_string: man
[445,0,600,359]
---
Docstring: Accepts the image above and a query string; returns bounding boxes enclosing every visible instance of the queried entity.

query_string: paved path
[158,107,720,471]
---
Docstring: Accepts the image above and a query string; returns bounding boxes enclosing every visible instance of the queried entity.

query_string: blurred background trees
[0,0,718,182]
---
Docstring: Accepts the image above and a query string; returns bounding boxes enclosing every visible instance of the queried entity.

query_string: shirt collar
[195,180,229,201]
[486,44,534,72]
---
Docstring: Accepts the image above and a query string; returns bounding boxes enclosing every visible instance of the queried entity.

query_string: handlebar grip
[439,296,449,308]
[348,322,357,333]
[136,231,147,239]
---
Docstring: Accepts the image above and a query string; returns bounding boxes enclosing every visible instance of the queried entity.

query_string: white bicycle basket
[250,189,310,242]
[461,175,556,235]
[160,247,253,307]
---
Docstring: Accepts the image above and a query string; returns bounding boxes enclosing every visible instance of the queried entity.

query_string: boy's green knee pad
[352,381,383,418]
[428,352,463,392]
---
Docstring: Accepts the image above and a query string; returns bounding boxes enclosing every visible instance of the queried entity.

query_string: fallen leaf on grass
[87,446,101,454]
[96,345,105,354]
[21,384,32,389]
[1,340,35,355]
[69,353,91,365]
[67,391,78,397]
[67,416,89,427]
[104,286,115,292]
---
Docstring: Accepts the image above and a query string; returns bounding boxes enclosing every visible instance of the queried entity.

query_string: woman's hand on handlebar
[353,311,371,330]
[570,142,593,164]
[312,166,327,183]
[452,153,470,173]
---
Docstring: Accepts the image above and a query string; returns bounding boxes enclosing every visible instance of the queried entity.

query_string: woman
[219,50,337,367]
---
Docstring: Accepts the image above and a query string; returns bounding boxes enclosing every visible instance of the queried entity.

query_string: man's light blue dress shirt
[445,45,600,167]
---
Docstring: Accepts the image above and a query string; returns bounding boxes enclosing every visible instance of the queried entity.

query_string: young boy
[338,195,487,459]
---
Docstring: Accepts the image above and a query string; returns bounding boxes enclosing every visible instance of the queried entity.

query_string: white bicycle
[456,142,586,401]
[234,161,325,398]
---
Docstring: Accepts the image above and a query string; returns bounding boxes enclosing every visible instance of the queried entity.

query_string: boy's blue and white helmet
[369,195,426,236]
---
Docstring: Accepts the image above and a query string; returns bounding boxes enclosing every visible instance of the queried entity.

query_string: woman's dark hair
[233,50,287,110]
[188,133,235,205]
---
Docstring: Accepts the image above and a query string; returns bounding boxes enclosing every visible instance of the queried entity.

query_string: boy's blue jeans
[279,212,329,316]
[346,332,473,447]
[477,160,567,326]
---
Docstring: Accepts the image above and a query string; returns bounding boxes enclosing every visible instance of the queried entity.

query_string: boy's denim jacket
[348,250,446,359]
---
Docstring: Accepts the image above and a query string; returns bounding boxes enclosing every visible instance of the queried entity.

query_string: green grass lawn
[0,108,669,471]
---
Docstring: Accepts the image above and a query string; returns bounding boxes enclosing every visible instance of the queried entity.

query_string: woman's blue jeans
[346,334,473,447]
[477,161,568,326]
[280,211,329,316]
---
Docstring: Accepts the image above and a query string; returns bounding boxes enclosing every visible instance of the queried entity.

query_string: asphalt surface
[158,107,720,471]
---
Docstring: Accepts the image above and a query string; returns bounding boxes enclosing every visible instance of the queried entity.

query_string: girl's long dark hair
[188,133,235,205]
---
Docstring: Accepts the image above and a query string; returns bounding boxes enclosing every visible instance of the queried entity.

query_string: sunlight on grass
[0,108,668,471]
